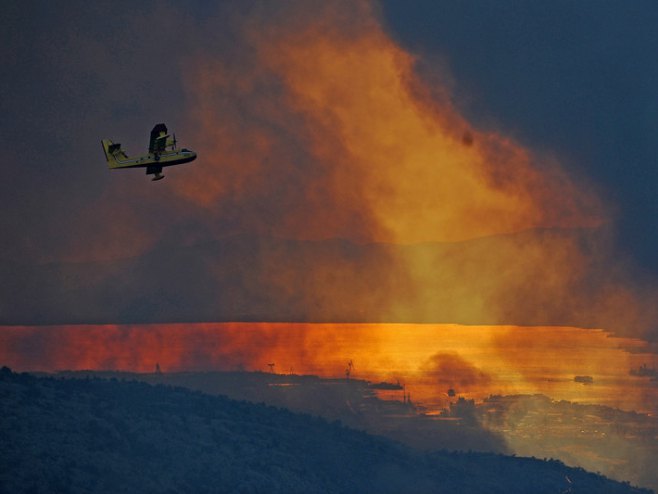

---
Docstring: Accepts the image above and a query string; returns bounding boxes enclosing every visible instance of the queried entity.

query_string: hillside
[0,368,650,494]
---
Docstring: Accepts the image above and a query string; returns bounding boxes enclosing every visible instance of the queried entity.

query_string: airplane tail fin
[101,139,128,169]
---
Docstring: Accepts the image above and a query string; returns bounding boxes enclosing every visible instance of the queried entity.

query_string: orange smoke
[174,0,601,244]
[155,0,658,335]
[0,323,367,375]
[17,1,655,341]
[421,352,492,390]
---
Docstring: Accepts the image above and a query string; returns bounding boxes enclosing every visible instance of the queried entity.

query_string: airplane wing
[148,123,168,154]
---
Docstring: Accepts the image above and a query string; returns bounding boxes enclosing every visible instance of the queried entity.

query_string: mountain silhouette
[1,368,650,494]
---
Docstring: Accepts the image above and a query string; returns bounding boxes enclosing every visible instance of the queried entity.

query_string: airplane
[101,123,197,181]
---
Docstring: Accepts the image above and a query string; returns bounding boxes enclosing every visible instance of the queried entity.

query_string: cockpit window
[182,148,190,152]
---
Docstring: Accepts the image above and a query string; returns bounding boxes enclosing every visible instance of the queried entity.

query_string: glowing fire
[2,323,656,413]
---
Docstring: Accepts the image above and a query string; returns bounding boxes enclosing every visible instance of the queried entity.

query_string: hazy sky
[2,0,656,261]
[1,1,657,332]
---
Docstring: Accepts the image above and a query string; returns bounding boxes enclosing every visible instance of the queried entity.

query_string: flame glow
[2,323,656,413]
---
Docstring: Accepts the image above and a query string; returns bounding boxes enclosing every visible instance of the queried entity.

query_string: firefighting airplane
[101,123,197,181]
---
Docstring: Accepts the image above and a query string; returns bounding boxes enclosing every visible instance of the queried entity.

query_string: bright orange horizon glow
[2,323,656,413]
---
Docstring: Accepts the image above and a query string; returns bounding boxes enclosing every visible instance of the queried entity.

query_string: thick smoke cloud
[173,0,602,244]
[1,1,656,339]
[169,0,654,337]
[421,352,491,390]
